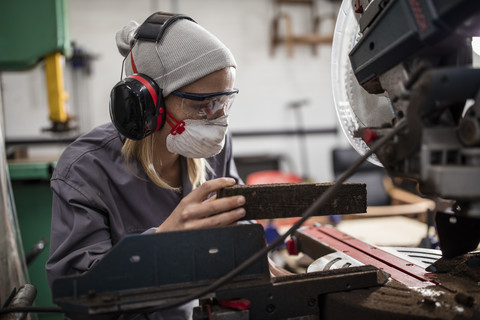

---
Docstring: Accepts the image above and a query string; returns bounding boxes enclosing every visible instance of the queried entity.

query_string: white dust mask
[166,113,229,159]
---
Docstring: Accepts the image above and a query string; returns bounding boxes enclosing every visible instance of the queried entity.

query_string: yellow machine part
[44,52,69,124]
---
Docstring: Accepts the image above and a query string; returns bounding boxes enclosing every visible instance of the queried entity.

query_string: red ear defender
[109,73,166,140]
[127,74,165,132]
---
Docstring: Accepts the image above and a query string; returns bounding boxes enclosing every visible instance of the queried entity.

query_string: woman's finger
[181,195,246,220]
[203,194,217,203]
[186,177,236,202]
[185,207,246,229]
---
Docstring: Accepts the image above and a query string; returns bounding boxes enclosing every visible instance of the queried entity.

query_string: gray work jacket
[46,122,241,319]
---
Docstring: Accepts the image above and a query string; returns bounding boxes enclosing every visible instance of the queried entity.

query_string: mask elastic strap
[130,50,138,73]
[166,110,185,135]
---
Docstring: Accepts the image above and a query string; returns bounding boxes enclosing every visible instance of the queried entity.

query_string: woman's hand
[155,177,246,233]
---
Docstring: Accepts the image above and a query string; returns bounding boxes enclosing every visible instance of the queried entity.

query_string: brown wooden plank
[217,183,367,220]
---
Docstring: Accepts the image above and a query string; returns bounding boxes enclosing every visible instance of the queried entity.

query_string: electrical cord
[134,120,407,314]
[0,121,406,317]
[0,306,63,314]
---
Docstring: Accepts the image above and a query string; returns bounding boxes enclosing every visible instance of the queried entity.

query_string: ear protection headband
[109,12,196,140]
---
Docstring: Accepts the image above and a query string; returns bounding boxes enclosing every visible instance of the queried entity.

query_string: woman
[46,12,247,319]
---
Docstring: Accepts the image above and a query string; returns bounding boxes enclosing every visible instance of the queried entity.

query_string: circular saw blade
[331,0,395,166]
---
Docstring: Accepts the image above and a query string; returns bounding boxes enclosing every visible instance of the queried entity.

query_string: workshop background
[1,1,343,317]
[2,0,343,183]
[4,1,480,319]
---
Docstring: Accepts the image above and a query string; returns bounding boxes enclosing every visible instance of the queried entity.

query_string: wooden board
[217,183,367,220]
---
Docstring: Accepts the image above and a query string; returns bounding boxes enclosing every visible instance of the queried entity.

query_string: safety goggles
[170,88,239,120]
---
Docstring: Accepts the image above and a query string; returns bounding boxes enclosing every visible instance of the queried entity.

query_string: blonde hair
[122,134,208,190]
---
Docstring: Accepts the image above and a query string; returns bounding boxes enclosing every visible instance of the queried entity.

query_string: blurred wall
[2,0,351,182]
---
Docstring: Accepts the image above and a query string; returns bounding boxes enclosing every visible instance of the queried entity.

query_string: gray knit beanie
[115,17,237,97]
